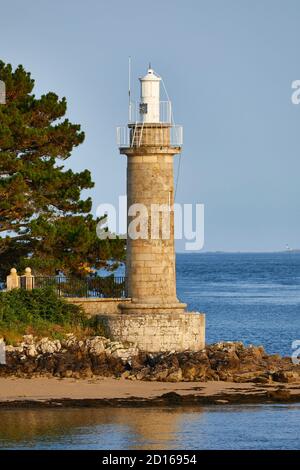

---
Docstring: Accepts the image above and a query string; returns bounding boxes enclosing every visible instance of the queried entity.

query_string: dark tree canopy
[0,60,125,277]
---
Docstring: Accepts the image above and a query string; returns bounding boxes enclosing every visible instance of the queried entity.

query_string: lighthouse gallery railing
[116,124,183,148]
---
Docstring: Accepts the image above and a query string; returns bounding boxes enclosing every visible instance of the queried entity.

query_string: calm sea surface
[0,405,300,450]
[1,252,299,450]
[177,252,300,356]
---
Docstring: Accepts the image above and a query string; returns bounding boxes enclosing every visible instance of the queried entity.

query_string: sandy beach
[0,377,300,407]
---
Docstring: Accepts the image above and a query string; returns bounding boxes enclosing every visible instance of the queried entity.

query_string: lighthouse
[102,65,205,352]
[118,66,186,314]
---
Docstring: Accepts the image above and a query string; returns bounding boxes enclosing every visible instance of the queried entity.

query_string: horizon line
[175,249,300,254]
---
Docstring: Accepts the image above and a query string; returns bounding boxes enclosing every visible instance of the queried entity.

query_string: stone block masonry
[122,142,181,307]
[98,312,205,353]
[65,298,131,317]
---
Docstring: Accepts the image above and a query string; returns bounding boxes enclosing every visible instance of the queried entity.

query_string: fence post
[21,267,34,290]
[6,268,20,290]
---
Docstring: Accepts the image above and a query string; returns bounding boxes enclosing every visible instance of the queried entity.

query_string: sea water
[0,405,299,449]
[1,252,300,449]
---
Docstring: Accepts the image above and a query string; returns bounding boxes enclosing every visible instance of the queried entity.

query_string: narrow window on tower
[139,103,148,114]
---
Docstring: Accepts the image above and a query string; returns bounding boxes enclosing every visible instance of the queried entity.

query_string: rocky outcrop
[126,342,300,384]
[0,334,138,380]
[0,336,299,384]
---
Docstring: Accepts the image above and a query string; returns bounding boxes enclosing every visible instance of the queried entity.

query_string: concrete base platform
[98,311,205,353]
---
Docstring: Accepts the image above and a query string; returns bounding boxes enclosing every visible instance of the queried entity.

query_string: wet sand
[0,377,300,407]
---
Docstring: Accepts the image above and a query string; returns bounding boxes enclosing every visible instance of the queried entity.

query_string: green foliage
[0,60,125,277]
[0,286,85,326]
[87,315,108,337]
[0,287,112,344]
[18,215,125,277]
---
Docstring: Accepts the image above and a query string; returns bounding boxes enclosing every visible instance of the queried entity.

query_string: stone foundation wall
[98,312,205,352]
[65,298,131,317]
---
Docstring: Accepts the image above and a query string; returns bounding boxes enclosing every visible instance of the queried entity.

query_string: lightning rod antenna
[128,56,131,122]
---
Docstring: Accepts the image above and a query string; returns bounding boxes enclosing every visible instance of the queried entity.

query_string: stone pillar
[6,268,20,290]
[20,267,34,290]
[120,124,186,315]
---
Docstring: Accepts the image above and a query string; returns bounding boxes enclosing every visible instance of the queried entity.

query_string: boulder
[272,370,300,383]
[36,338,61,354]
[166,368,183,382]
[86,337,106,355]
[26,345,38,357]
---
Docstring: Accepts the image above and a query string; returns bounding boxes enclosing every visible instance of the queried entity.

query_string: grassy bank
[0,287,101,344]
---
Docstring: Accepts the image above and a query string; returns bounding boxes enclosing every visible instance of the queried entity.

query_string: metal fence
[128,100,172,124]
[117,124,183,148]
[5,276,126,298]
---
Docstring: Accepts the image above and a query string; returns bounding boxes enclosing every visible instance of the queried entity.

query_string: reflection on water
[0,405,300,450]
[0,407,201,450]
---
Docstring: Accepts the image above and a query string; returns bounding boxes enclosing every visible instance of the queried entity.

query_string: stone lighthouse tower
[101,66,205,352]
[119,66,186,315]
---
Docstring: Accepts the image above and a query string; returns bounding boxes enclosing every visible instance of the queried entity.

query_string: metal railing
[117,124,183,148]
[29,276,127,298]
[129,100,172,124]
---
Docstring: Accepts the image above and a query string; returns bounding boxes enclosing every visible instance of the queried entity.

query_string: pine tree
[0,61,125,277]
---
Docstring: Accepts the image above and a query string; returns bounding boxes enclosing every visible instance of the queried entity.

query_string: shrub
[0,286,85,327]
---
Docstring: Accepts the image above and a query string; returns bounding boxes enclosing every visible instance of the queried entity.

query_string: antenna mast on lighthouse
[128,56,131,122]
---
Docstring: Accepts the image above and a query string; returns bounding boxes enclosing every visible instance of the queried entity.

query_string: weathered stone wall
[65,298,131,317]
[98,312,205,352]
[129,123,171,147]
[121,131,182,307]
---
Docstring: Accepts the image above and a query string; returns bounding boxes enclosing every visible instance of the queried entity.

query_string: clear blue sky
[1,0,299,251]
